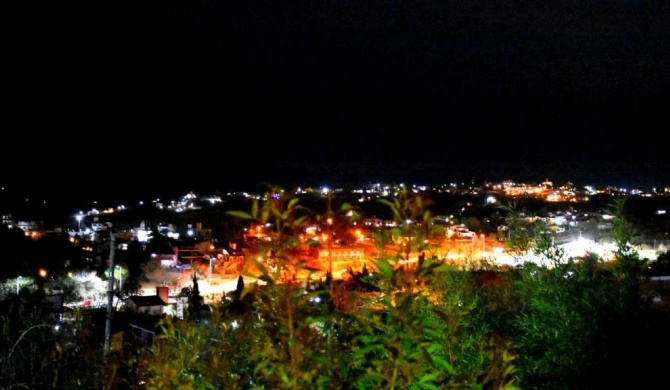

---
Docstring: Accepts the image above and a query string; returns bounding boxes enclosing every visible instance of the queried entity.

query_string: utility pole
[104,230,116,355]
[325,192,334,283]
[328,217,333,277]
[208,255,213,284]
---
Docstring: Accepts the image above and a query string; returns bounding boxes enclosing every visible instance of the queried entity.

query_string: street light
[208,255,215,284]
[76,214,83,232]
[16,276,22,295]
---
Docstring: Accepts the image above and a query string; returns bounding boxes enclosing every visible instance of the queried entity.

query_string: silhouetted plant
[646,250,670,276]
[187,274,209,320]
[499,196,667,389]
[0,290,108,389]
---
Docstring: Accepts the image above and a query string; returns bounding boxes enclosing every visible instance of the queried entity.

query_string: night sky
[4,0,669,207]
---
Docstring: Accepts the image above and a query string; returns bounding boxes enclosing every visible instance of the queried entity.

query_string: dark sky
[4,0,669,207]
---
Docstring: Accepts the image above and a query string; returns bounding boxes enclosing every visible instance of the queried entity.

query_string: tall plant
[0,292,107,389]
[505,196,661,388]
[227,185,345,389]
[348,186,518,389]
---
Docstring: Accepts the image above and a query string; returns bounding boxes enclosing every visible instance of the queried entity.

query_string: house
[121,286,172,345]
[124,294,167,315]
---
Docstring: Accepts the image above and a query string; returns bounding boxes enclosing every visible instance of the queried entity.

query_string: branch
[5,324,53,364]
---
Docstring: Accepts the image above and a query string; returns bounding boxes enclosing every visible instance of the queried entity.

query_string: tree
[502,196,669,389]
[234,274,244,299]
[118,238,148,294]
[0,286,109,388]
[356,185,517,389]
[0,225,38,279]
[606,196,647,275]
[187,273,208,319]
[646,250,670,276]
[496,202,535,262]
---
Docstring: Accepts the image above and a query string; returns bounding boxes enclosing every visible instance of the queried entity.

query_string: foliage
[58,270,107,303]
[186,273,210,319]
[133,307,255,389]
[508,261,604,387]
[358,186,517,389]
[129,185,520,389]
[4,187,669,389]
[605,196,648,276]
[496,196,668,389]
[495,202,534,261]
[0,291,108,389]
[645,250,670,276]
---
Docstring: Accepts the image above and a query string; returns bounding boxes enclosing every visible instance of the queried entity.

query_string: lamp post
[16,276,22,295]
[76,214,83,232]
[327,217,333,277]
[208,256,214,284]
[105,232,116,356]
[481,234,485,254]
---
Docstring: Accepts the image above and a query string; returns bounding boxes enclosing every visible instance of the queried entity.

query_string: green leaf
[418,373,441,390]
[288,198,300,209]
[430,356,455,374]
[251,200,259,218]
[226,210,253,219]
[374,259,394,278]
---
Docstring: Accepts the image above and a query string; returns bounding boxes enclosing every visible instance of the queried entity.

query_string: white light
[76,214,83,231]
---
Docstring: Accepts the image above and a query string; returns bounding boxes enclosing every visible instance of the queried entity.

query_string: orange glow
[39,269,47,278]
[25,231,40,239]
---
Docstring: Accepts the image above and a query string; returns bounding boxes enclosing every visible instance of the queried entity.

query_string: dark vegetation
[1,186,669,389]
